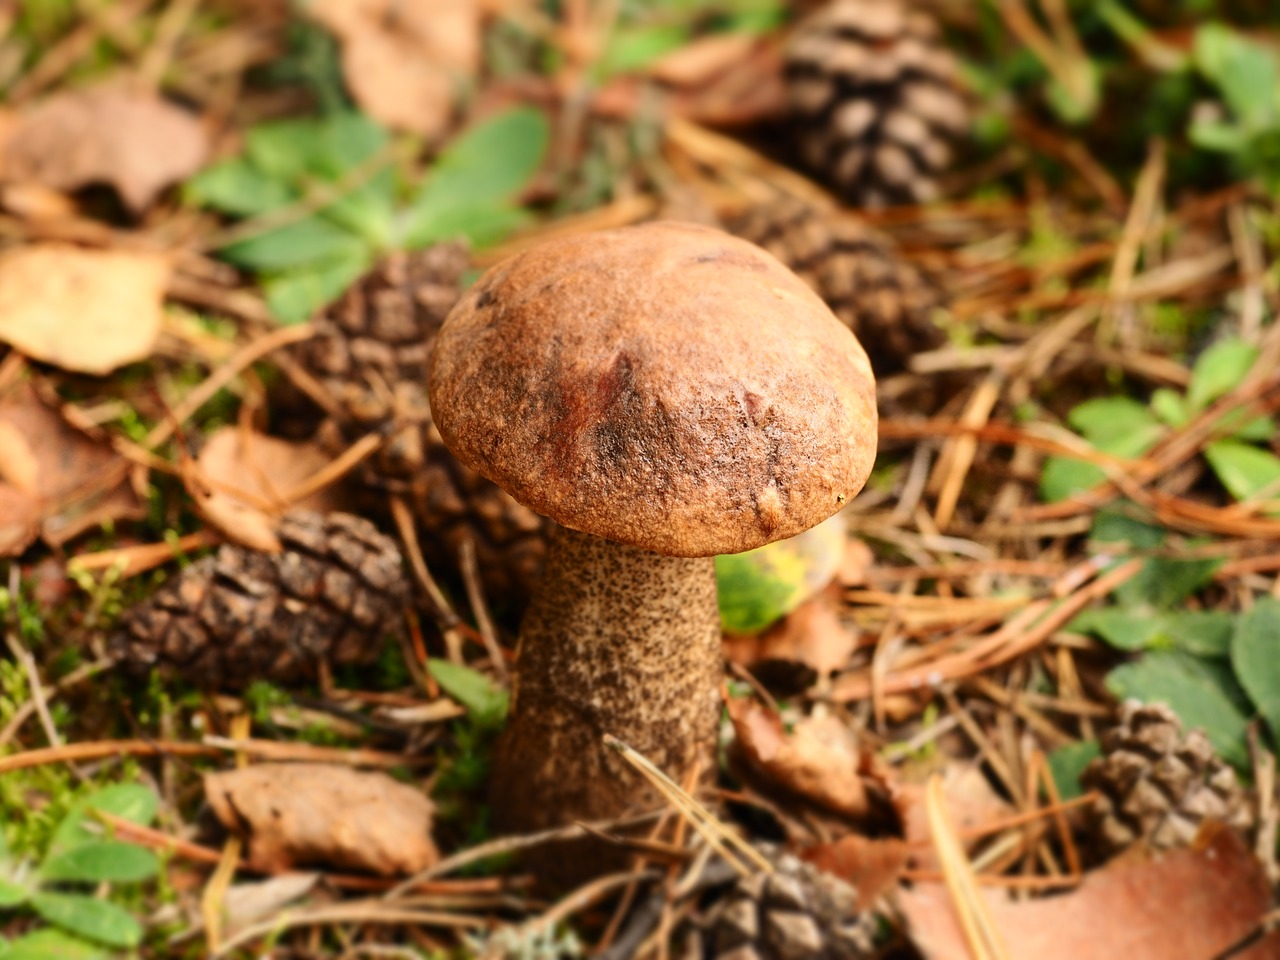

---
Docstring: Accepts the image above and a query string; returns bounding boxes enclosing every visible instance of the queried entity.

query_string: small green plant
[0,784,161,958]
[1065,509,1273,772]
[1040,336,1279,507]
[1189,23,1280,194]
[186,106,550,323]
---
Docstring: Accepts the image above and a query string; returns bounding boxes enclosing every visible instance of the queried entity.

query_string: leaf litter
[1,2,1280,959]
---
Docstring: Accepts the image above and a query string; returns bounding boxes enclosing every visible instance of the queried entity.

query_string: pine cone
[294,245,548,606]
[784,0,969,208]
[705,850,876,960]
[1080,701,1255,857]
[112,512,409,688]
[729,196,943,372]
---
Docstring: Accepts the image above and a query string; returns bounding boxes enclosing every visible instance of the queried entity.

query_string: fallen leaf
[800,833,911,907]
[205,763,438,876]
[0,244,169,375]
[648,33,762,87]
[729,699,871,819]
[222,873,319,937]
[723,591,857,676]
[898,826,1280,960]
[1,85,208,213]
[306,0,480,138]
[0,383,145,556]
[190,427,350,552]
[895,764,1015,871]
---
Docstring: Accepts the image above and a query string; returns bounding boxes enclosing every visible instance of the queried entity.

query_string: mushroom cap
[428,221,878,557]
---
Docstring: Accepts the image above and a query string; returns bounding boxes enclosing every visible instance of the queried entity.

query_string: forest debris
[190,427,350,551]
[204,763,438,876]
[306,0,480,138]
[0,244,170,375]
[896,764,1016,871]
[728,699,875,820]
[898,825,1280,960]
[799,833,911,907]
[0,85,208,213]
[723,591,856,677]
[0,383,144,555]
[221,873,320,938]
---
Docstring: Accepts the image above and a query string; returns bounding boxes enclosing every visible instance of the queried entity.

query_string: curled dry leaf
[728,698,872,820]
[723,591,857,677]
[0,244,169,375]
[205,763,439,876]
[306,0,480,138]
[898,825,1280,960]
[0,85,208,213]
[190,428,351,553]
[0,383,145,556]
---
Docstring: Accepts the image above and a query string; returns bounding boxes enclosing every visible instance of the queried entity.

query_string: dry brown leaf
[729,699,871,819]
[306,0,480,138]
[0,383,145,556]
[896,764,1016,871]
[724,591,857,676]
[205,763,439,876]
[898,825,1280,960]
[0,244,169,375]
[800,833,911,908]
[190,427,350,552]
[1,85,208,213]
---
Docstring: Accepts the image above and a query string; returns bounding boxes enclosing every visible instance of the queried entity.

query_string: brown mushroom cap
[428,221,877,557]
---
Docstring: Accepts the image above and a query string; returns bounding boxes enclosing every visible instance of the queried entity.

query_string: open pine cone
[112,511,409,688]
[1080,701,1255,857]
[703,849,877,960]
[728,196,943,372]
[784,0,969,207]
[292,245,548,607]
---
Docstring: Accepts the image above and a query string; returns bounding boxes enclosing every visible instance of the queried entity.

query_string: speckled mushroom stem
[492,525,722,851]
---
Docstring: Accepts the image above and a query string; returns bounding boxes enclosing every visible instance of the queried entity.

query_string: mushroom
[428,222,877,872]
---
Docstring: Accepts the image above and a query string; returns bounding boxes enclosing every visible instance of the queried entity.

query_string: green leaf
[49,785,157,856]
[185,157,297,218]
[40,841,159,884]
[1041,398,1165,502]
[0,930,110,960]
[1150,388,1189,428]
[595,24,689,81]
[401,107,548,245]
[1088,507,1165,549]
[1071,608,1233,656]
[1194,24,1279,129]
[31,893,141,948]
[428,660,509,728]
[245,118,327,182]
[1160,610,1236,657]
[1067,396,1160,446]
[402,203,533,252]
[1070,608,1163,651]
[1226,413,1275,443]
[1046,740,1101,802]
[1187,339,1259,411]
[219,216,370,273]
[1039,457,1107,504]
[716,513,848,635]
[1189,117,1253,153]
[261,252,373,325]
[1106,651,1251,768]
[0,876,30,907]
[1204,440,1280,507]
[1114,555,1223,610]
[1231,598,1280,745]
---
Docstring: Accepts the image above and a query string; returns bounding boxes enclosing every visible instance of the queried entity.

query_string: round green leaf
[31,893,141,949]
[716,512,847,635]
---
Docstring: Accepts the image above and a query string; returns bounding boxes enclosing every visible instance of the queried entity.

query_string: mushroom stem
[492,525,722,850]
